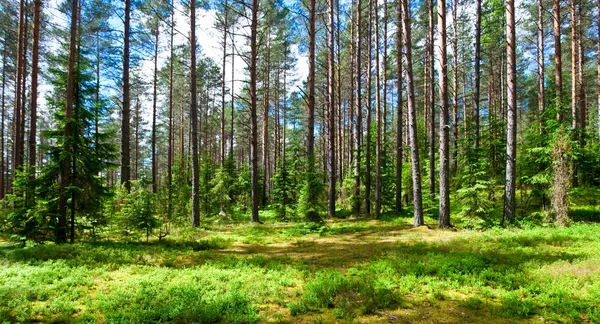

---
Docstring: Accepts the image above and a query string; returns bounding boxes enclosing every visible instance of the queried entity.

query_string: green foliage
[116,182,160,242]
[271,160,297,220]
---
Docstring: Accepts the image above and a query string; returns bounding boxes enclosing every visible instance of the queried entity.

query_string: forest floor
[1,213,600,323]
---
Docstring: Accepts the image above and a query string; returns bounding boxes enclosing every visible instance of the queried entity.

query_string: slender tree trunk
[577,0,585,148]
[262,35,270,205]
[365,0,372,215]
[231,33,235,157]
[428,0,435,197]
[190,0,200,227]
[221,0,228,166]
[474,0,481,148]
[121,0,131,191]
[328,0,336,219]
[250,0,260,223]
[554,0,564,121]
[538,0,545,129]
[571,0,578,131]
[28,0,41,205]
[58,0,78,243]
[395,0,403,212]
[152,27,159,193]
[374,0,382,219]
[0,35,7,200]
[337,0,343,182]
[167,0,174,219]
[504,0,517,226]
[451,0,458,172]
[13,0,25,179]
[353,0,362,215]
[438,0,450,228]
[598,0,600,143]
[401,0,424,226]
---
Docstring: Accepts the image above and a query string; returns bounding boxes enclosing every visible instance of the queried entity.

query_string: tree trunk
[121,0,131,191]
[374,0,382,219]
[451,0,458,172]
[190,0,200,227]
[474,0,481,148]
[221,0,228,166]
[571,0,577,131]
[13,0,25,180]
[537,0,545,129]
[167,0,174,219]
[554,0,563,121]
[395,0,403,212]
[576,0,585,148]
[598,0,600,143]
[262,34,270,205]
[401,0,424,226]
[328,0,336,219]
[353,0,362,215]
[58,0,78,243]
[152,27,159,193]
[365,0,372,215]
[438,0,450,228]
[504,0,517,226]
[250,0,260,223]
[428,0,435,197]
[0,34,7,200]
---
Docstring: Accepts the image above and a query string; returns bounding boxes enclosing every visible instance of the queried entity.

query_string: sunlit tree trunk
[554,0,564,122]
[401,0,424,226]
[190,0,200,227]
[395,0,403,212]
[121,0,131,191]
[328,0,336,219]
[250,0,260,223]
[474,0,481,148]
[504,0,517,226]
[438,0,450,228]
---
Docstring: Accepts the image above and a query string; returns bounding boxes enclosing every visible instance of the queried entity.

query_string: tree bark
[152,27,159,193]
[504,0,517,226]
[451,0,458,172]
[28,0,41,204]
[221,0,228,166]
[365,0,372,215]
[250,0,260,223]
[554,0,564,121]
[395,0,403,212]
[167,0,174,219]
[428,0,435,197]
[570,0,577,131]
[401,0,424,226]
[374,0,382,219]
[328,0,336,219]
[474,0,481,148]
[190,0,200,227]
[58,0,78,243]
[538,0,545,129]
[0,34,7,200]
[121,0,131,191]
[353,0,362,215]
[438,0,450,228]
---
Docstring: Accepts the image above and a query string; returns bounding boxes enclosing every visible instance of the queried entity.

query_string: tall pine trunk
[58,0,78,243]
[190,0,200,227]
[504,0,517,226]
[474,0,481,148]
[374,0,382,219]
[250,0,260,223]
[152,27,159,193]
[395,0,403,212]
[328,0,336,219]
[537,0,545,129]
[353,0,362,215]
[401,0,424,226]
[427,0,435,196]
[554,0,563,121]
[438,0,450,228]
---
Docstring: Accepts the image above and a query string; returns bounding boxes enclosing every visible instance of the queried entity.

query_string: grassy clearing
[1,214,600,323]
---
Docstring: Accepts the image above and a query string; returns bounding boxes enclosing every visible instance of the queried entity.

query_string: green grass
[1,216,600,323]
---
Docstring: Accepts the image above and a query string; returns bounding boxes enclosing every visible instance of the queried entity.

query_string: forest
[0,0,600,321]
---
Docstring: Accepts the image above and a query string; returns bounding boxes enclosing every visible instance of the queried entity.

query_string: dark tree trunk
[250,0,260,223]
[365,0,372,215]
[121,0,131,191]
[537,0,545,129]
[328,0,336,219]
[474,0,481,148]
[152,27,159,193]
[401,0,424,226]
[190,0,200,227]
[58,0,78,243]
[353,0,362,215]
